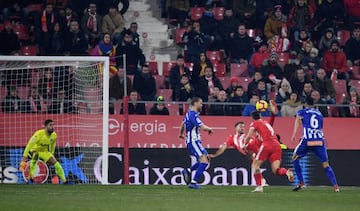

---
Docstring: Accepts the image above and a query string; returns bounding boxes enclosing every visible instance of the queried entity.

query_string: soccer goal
[0,56,109,184]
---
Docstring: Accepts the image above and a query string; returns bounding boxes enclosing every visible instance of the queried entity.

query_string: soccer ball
[256,100,269,112]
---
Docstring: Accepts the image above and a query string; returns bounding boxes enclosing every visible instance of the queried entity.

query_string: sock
[254,172,263,186]
[29,159,37,179]
[293,159,304,183]
[190,162,199,171]
[324,166,338,186]
[276,168,288,176]
[192,162,207,182]
[54,162,66,183]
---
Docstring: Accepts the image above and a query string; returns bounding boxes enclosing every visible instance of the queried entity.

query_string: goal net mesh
[0,57,108,184]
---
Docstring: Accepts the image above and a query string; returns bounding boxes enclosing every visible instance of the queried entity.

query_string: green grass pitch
[1,185,359,211]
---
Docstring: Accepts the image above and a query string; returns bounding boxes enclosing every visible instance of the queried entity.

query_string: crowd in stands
[1,0,360,117]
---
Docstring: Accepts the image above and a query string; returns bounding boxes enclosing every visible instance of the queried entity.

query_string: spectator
[63,19,88,55]
[264,5,287,40]
[255,1,274,29]
[97,0,129,16]
[102,4,125,43]
[208,86,220,102]
[298,40,313,61]
[170,54,191,100]
[127,22,140,47]
[345,27,360,67]
[280,92,302,117]
[115,30,145,75]
[301,47,321,75]
[300,82,313,103]
[310,89,329,117]
[91,33,116,63]
[232,0,256,28]
[288,0,314,40]
[254,79,269,102]
[166,0,190,27]
[53,66,74,99]
[199,4,222,50]
[344,0,360,30]
[49,89,74,114]
[195,66,223,102]
[318,28,337,56]
[322,40,350,81]
[291,67,310,94]
[133,64,157,101]
[219,7,240,56]
[183,22,206,62]
[24,86,47,113]
[249,45,269,75]
[261,52,283,85]
[60,4,78,29]
[228,86,248,116]
[283,57,301,81]
[208,90,230,116]
[314,0,344,33]
[44,22,65,55]
[340,86,360,117]
[1,86,22,113]
[247,70,263,99]
[2,1,29,24]
[291,29,310,54]
[35,3,60,48]
[68,0,91,19]
[0,21,20,55]
[149,96,170,115]
[120,90,147,114]
[176,74,195,102]
[38,68,54,100]
[226,77,240,98]
[192,52,213,84]
[81,2,103,47]
[276,79,292,105]
[109,66,132,101]
[312,68,336,104]
[230,23,254,63]
[242,93,271,116]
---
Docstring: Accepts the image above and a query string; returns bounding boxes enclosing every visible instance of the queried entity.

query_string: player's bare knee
[322,162,329,168]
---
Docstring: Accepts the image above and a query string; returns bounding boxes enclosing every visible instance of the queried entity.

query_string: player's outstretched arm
[200,124,213,134]
[209,144,227,158]
[291,116,302,143]
[178,122,185,139]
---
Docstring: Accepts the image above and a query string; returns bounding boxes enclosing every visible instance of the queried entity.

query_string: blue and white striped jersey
[183,110,203,144]
[297,107,325,142]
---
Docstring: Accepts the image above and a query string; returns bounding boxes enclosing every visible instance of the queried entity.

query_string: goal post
[0,56,109,184]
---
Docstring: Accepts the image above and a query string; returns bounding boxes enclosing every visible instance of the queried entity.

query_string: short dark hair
[191,97,202,106]
[44,119,54,126]
[234,121,244,127]
[305,96,314,105]
[251,111,261,120]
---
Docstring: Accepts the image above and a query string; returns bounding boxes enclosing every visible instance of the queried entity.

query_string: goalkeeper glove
[19,158,27,172]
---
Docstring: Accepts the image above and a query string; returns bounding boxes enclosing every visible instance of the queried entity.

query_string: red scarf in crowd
[41,10,55,32]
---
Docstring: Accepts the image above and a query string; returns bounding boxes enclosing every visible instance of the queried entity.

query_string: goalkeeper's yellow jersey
[23,129,57,157]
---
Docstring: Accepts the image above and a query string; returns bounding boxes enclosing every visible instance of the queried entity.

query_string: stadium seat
[190,7,205,21]
[350,66,360,80]
[213,62,226,77]
[230,63,248,77]
[350,80,360,92]
[27,4,43,12]
[145,103,153,114]
[213,7,225,21]
[184,62,194,72]
[162,62,176,77]
[175,28,186,45]
[0,86,7,100]
[206,51,223,64]
[113,101,121,114]
[336,92,347,104]
[157,89,172,101]
[328,106,340,117]
[128,75,134,85]
[17,86,29,99]
[337,30,351,46]
[238,77,251,92]
[333,80,347,94]
[12,24,29,41]
[166,103,180,115]
[277,52,290,67]
[218,77,231,89]
[148,61,158,75]
[20,45,37,56]
[154,75,165,90]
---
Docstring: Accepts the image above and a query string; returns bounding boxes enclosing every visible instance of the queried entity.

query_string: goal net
[0,56,109,184]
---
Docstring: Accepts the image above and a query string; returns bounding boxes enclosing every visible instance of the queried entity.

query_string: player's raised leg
[28,153,40,184]
[47,155,68,184]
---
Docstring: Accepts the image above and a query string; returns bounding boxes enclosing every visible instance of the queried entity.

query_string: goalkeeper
[19,119,68,184]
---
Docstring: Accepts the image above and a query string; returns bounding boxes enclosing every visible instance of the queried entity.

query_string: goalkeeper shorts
[30,151,53,163]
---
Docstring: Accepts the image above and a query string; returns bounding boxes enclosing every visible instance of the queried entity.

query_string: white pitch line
[172,126,227,130]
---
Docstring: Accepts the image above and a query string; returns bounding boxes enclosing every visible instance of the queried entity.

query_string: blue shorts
[187,141,208,159]
[294,140,328,162]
